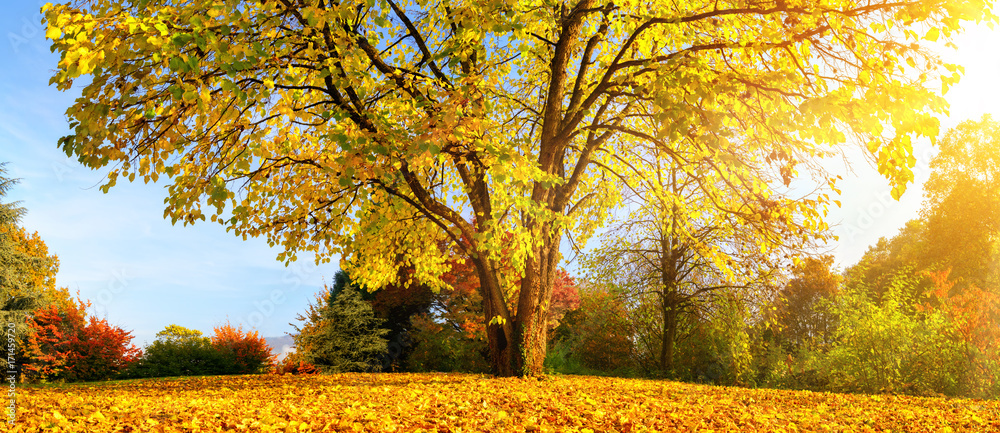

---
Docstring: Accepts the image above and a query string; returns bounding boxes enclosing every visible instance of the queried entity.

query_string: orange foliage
[211,321,277,374]
[22,293,141,382]
[926,270,1000,347]
[271,352,318,375]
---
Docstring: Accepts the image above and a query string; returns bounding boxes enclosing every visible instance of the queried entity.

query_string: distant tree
[346,267,436,371]
[156,324,209,343]
[68,315,142,381]
[774,256,842,351]
[211,321,276,374]
[584,148,808,374]
[920,115,1000,291]
[843,220,930,299]
[292,283,388,373]
[845,117,1000,297]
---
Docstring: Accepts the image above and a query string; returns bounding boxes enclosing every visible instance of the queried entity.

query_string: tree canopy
[44,0,993,375]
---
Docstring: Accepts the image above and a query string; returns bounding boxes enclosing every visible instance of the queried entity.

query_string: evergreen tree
[294,279,388,373]
[0,163,50,371]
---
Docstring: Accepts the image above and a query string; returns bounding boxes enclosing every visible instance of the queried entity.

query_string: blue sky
[2,3,999,347]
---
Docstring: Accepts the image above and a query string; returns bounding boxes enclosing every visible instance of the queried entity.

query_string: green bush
[823,272,965,396]
[120,326,235,379]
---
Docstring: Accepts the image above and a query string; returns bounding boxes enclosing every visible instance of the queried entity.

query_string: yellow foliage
[13,373,1000,432]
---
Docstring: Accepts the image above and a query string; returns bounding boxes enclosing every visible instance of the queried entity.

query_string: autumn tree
[0,164,54,342]
[923,270,1000,396]
[45,0,990,375]
[21,294,141,382]
[843,220,929,298]
[585,143,816,374]
[845,117,1000,297]
[311,269,433,370]
[773,255,842,351]
[920,116,1000,291]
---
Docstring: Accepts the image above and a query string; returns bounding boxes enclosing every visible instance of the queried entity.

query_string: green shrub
[823,272,965,396]
[120,326,233,379]
[407,313,489,373]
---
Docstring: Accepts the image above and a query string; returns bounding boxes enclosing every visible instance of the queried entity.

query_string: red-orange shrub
[22,294,140,382]
[272,351,318,375]
[211,321,276,374]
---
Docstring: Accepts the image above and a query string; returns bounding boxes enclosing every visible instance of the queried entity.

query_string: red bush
[22,294,140,382]
[211,321,277,374]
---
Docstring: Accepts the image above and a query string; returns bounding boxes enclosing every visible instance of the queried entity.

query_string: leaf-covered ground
[12,373,1000,432]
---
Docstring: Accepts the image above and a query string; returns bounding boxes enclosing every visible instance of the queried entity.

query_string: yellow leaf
[925,27,940,42]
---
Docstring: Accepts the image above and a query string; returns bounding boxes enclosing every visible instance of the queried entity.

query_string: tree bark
[513,229,560,376]
[471,253,516,376]
[660,302,678,374]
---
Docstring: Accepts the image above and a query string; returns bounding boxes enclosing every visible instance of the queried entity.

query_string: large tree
[0,163,51,320]
[845,116,1000,297]
[921,115,1000,290]
[44,0,989,375]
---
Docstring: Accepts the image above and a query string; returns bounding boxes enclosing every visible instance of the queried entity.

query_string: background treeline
[545,116,1000,398]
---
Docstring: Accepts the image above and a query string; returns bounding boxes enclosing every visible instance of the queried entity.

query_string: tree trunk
[471,225,560,377]
[511,228,559,376]
[471,231,559,377]
[659,303,678,374]
[471,254,516,376]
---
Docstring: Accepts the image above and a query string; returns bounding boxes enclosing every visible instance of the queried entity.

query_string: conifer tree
[294,277,388,373]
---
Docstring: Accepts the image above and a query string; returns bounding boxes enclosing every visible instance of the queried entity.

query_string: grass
[13,372,1000,432]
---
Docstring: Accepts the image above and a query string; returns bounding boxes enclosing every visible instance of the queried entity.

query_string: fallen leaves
[10,373,1000,432]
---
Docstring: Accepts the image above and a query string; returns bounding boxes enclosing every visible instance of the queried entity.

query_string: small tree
[293,284,388,373]
[774,256,842,352]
